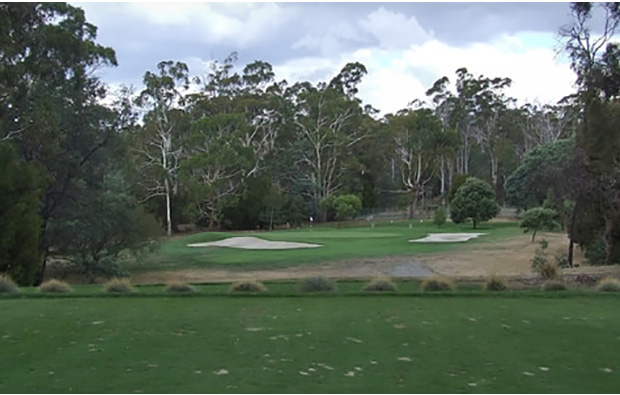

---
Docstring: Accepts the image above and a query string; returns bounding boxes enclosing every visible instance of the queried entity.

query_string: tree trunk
[440,157,446,204]
[33,219,51,286]
[409,190,418,219]
[568,237,574,268]
[567,196,580,268]
[164,178,172,236]
[531,230,536,242]
[473,219,477,229]
[209,205,215,229]
[269,208,274,231]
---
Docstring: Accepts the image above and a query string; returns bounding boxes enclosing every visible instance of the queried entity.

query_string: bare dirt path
[131,232,620,285]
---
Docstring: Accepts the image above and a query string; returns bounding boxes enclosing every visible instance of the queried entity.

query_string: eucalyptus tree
[132,61,191,236]
[558,2,620,265]
[286,63,369,218]
[0,2,121,284]
[387,107,443,217]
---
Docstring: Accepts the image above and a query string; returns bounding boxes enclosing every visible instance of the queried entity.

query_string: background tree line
[1,2,619,285]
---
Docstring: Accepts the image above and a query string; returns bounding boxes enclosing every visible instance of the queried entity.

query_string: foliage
[520,207,561,242]
[50,176,162,283]
[449,174,471,203]
[334,194,363,222]
[0,274,19,294]
[165,282,196,293]
[421,278,455,292]
[300,276,337,293]
[554,250,570,268]
[485,276,508,291]
[362,279,397,292]
[584,238,607,266]
[596,277,620,292]
[103,278,134,294]
[39,279,72,294]
[531,239,559,280]
[433,207,447,227]
[541,280,567,291]
[505,139,573,211]
[0,2,119,285]
[0,142,42,285]
[230,281,267,293]
[450,177,500,229]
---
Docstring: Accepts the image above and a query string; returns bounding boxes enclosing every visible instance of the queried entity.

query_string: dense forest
[1,2,620,285]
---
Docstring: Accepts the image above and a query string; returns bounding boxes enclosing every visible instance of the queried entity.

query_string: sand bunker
[410,233,486,243]
[188,236,322,250]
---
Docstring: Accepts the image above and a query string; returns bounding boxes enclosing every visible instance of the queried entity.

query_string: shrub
[542,280,567,291]
[300,276,337,293]
[433,207,447,228]
[531,240,559,280]
[0,274,19,294]
[363,279,397,292]
[485,276,508,291]
[585,238,607,265]
[165,282,196,293]
[520,207,560,242]
[103,278,134,294]
[596,277,620,292]
[39,279,72,294]
[421,277,454,292]
[230,281,267,293]
[535,261,559,280]
[555,250,570,268]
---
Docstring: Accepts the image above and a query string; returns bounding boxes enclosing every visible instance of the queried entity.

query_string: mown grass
[128,220,522,273]
[0,294,619,393]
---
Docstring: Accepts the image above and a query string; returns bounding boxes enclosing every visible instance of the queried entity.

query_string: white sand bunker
[188,236,322,250]
[410,233,486,243]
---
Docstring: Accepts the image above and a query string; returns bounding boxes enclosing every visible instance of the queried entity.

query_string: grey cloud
[75,2,574,89]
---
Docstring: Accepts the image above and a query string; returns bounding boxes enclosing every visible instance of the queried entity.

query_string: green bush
[596,277,620,292]
[230,281,267,293]
[363,279,397,292]
[542,280,567,291]
[39,279,72,294]
[103,278,134,294]
[433,207,447,228]
[334,194,363,222]
[300,276,337,293]
[485,276,508,291]
[421,278,455,292]
[165,282,196,293]
[0,274,19,294]
[555,250,570,268]
[585,238,607,265]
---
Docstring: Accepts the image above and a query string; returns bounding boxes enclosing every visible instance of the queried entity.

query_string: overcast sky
[73,2,579,115]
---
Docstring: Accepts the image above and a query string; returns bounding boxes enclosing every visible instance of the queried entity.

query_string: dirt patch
[131,232,620,285]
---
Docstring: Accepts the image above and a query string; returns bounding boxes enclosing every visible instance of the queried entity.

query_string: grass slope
[1,295,619,393]
[130,221,521,273]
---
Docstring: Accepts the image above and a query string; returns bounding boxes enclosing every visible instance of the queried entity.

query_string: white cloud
[271,30,576,116]
[121,3,291,48]
[358,7,432,49]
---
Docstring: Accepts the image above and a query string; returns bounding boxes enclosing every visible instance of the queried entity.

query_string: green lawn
[129,220,522,273]
[1,292,619,393]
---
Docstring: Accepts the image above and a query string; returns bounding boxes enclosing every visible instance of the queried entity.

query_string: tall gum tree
[0,3,119,284]
[133,61,191,236]
[287,63,368,219]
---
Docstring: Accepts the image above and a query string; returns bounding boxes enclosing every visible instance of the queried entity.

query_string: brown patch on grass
[130,232,620,285]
